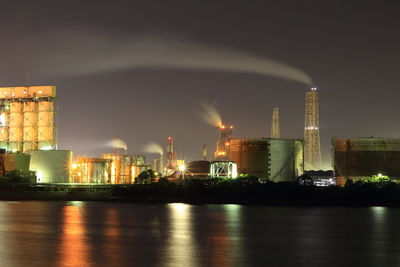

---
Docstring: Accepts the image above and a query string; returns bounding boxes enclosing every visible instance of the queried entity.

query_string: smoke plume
[108,138,128,151]
[31,31,312,85]
[143,142,164,155]
[197,100,223,127]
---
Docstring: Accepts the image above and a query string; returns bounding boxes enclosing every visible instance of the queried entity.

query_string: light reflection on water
[58,203,88,267]
[0,202,399,267]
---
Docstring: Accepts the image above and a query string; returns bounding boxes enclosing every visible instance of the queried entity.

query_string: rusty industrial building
[333,137,400,186]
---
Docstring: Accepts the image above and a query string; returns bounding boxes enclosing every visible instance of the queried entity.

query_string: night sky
[1,0,399,169]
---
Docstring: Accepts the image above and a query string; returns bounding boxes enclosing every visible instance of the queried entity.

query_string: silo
[0,111,9,149]
[29,150,72,183]
[9,102,23,151]
[229,138,304,182]
[23,102,38,151]
[38,101,54,149]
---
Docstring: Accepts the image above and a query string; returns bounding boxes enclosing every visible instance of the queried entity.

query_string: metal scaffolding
[0,86,58,152]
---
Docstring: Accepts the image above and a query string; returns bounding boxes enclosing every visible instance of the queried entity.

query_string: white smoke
[108,138,127,151]
[143,142,164,155]
[197,100,222,127]
[33,31,312,85]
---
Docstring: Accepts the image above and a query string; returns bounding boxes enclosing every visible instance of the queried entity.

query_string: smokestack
[271,107,280,138]
[304,87,322,170]
[166,136,177,169]
[159,154,164,175]
[202,144,207,160]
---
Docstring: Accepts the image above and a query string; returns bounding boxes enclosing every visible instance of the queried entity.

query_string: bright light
[0,113,6,126]
[378,173,383,177]
[178,164,186,172]
[232,164,238,178]
[72,163,77,169]
[40,146,53,151]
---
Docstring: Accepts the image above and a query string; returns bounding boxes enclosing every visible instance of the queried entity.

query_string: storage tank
[187,160,211,178]
[23,102,38,151]
[9,102,23,151]
[229,138,304,182]
[37,101,54,149]
[4,153,31,172]
[73,157,111,183]
[29,150,72,183]
[333,137,400,186]
[102,153,134,184]
[0,111,9,150]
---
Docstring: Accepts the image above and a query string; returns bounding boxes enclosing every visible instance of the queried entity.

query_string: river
[0,201,398,266]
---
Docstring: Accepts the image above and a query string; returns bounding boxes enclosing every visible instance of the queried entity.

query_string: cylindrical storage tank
[4,153,31,172]
[9,102,23,151]
[23,102,38,151]
[229,139,269,178]
[0,112,9,149]
[29,150,72,183]
[186,160,210,178]
[38,101,54,149]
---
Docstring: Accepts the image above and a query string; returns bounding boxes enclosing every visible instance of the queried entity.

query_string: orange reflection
[104,208,122,266]
[57,204,89,267]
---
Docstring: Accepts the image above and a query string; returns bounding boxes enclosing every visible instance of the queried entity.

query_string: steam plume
[39,32,312,85]
[108,138,127,151]
[197,100,222,127]
[143,142,164,155]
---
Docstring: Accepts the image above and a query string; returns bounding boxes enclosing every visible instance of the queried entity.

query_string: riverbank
[1,178,400,206]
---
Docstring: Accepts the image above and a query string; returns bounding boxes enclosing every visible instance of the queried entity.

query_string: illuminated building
[215,125,233,160]
[333,137,400,186]
[101,153,149,184]
[271,107,280,138]
[210,161,238,178]
[0,86,57,152]
[229,138,304,182]
[304,87,321,170]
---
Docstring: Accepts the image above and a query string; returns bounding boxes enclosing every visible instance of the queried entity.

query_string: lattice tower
[304,88,321,170]
[271,107,280,138]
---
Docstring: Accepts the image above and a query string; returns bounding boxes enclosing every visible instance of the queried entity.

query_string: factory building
[29,150,73,183]
[229,138,304,182]
[0,86,57,152]
[333,138,400,186]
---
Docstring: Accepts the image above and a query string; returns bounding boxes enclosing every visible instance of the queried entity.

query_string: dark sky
[1,0,399,169]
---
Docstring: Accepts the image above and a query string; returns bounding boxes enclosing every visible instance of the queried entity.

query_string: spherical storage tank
[29,150,72,183]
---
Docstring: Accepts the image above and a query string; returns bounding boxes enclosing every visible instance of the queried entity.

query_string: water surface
[0,201,398,266]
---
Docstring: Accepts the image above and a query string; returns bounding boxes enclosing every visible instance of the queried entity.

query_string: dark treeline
[1,178,400,206]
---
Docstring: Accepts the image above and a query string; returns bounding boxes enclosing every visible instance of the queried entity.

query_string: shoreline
[1,181,400,206]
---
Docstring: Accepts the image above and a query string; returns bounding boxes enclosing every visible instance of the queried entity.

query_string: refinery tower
[304,87,321,170]
[0,86,57,152]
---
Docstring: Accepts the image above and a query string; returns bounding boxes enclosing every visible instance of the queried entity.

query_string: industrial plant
[0,84,399,188]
